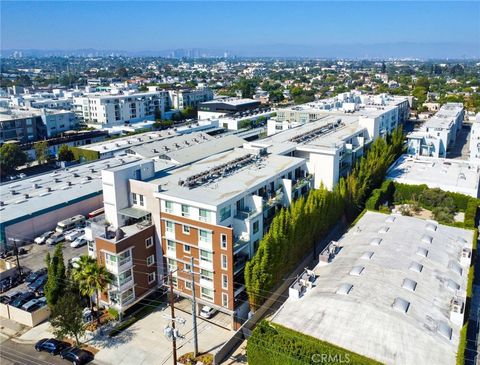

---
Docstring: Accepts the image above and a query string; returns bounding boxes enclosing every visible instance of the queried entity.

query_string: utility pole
[190,256,199,357]
[169,271,177,365]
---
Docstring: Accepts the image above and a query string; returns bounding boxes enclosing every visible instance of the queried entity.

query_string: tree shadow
[88,325,137,349]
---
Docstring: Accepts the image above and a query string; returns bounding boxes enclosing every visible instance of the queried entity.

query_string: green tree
[34,140,50,165]
[50,294,85,346]
[0,143,27,176]
[44,245,66,308]
[57,144,74,162]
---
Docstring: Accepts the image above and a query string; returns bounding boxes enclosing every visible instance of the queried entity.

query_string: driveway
[92,301,233,365]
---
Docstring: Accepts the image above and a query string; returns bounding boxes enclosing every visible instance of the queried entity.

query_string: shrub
[432,206,454,223]
[393,183,428,203]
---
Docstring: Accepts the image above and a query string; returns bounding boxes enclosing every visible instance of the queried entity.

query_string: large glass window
[132,193,138,205]
[105,253,117,266]
[253,220,259,234]
[167,258,177,272]
[147,255,155,267]
[166,221,174,233]
[181,204,190,217]
[167,240,176,252]
[200,269,214,282]
[118,250,131,267]
[199,209,209,222]
[118,268,133,286]
[201,287,214,301]
[219,206,231,221]
[200,250,213,263]
[165,201,173,213]
[199,230,211,243]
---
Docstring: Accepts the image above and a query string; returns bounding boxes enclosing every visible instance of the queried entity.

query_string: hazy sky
[2,1,479,52]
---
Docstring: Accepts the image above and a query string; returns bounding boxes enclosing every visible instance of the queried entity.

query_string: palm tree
[72,255,113,319]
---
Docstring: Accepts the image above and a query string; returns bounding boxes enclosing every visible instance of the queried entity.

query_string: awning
[118,207,150,219]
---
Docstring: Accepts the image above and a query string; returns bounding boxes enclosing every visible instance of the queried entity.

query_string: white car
[34,231,53,245]
[65,229,84,242]
[70,235,88,248]
[200,306,217,319]
[70,256,81,269]
[46,233,65,246]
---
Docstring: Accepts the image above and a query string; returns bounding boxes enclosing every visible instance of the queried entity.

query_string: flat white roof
[424,103,463,130]
[387,154,480,198]
[151,149,305,206]
[272,211,474,365]
[0,155,141,223]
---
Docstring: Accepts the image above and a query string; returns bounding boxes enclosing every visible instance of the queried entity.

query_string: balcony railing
[292,174,313,191]
[263,190,284,210]
[234,236,250,253]
[234,208,261,220]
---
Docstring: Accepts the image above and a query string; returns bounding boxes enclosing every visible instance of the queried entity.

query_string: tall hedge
[247,320,381,365]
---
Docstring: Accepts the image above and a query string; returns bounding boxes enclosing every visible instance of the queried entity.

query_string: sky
[1,1,480,57]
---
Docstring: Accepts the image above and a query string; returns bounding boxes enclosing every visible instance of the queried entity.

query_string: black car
[0,277,13,293]
[25,268,47,283]
[27,274,47,293]
[9,291,36,308]
[60,347,94,365]
[35,338,69,355]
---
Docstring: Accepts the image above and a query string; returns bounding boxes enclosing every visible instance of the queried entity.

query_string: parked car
[25,268,47,283]
[69,256,81,269]
[22,297,46,312]
[35,338,70,355]
[28,274,48,293]
[0,274,23,293]
[46,232,65,246]
[2,291,22,304]
[65,229,85,242]
[60,347,94,365]
[10,292,36,308]
[200,306,217,319]
[35,231,54,245]
[70,235,87,248]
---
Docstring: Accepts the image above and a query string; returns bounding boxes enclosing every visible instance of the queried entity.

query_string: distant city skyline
[1,1,480,58]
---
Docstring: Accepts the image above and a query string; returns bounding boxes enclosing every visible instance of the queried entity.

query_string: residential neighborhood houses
[1,5,480,365]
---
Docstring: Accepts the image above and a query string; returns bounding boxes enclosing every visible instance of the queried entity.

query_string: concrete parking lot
[91,300,233,365]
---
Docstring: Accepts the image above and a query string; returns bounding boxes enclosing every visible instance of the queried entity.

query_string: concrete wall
[5,194,103,245]
[1,304,50,327]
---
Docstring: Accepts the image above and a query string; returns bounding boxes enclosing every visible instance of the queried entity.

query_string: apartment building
[88,146,311,325]
[0,108,77,142]
[407,103,464,158]
[168,88,214,110]
[470,112,480,164]
[73,90,168,128]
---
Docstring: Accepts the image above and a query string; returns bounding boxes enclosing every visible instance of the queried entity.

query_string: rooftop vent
[32,183,38,189]
[392,297,410,314]
[349,266,365,276]
[378,226,389,234]
[336,283,353,295]
[385,216,396,223]
[448,261,463,276]
[402,278,417,292]
[361,251,374,260]
[446,278,460,291]
[437,321,453,341]
[425,222,437,232]
[416,247,429,258]
[114,228,125,241]
[456,237,468,246]
[409,261,424,273]
[370,238,382,246]
[421,234,433,244]
[23,193,29,199]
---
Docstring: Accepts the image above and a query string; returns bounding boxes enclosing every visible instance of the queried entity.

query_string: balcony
[233,236,250,254]
[263,189,284,210]
[234,208,262,220]
[233,252,248,275]
[292,174,313,193]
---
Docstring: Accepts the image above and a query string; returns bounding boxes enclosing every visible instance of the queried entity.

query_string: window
[132,193,138,205]
[200,250,213,263]
[184,263,192,272]
[182,225,190,234]
[253,220,259,234]
[221,234,227,250]
[165,201,173,213]
[185,281,192,290]
[201,287,214,301]
[147,255,155,267]
[200,269,214,282]
[167,240,176,252]
[222,293,228,307]
[166,221,174,233]
[181,204,190,217]
[219,206,231,221]
[167,258,177,272]
[222,274,228,289]
[148,272,156,284]
[199,230,211,243]
[139,194,144,206]
[145,237,153,248]
[184,244,191,253]
[221,254,228,270]
[199,209,209,222]
[121,288,135,305]
[105,253,117,265]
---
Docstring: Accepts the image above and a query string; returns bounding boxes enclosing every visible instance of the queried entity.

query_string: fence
[0,303,50,327]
